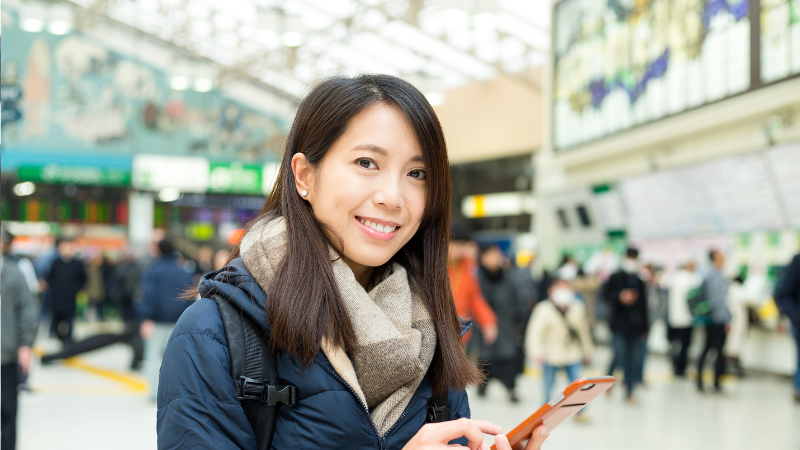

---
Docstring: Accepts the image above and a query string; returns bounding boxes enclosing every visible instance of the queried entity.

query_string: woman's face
[302,103,427,273]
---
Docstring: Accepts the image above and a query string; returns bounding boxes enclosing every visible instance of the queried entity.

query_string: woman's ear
[291,153,312,200]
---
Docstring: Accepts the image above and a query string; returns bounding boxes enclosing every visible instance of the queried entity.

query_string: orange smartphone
[490,376,614,450]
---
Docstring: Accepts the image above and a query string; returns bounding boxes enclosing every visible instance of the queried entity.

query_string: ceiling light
[47,21,72,35]
[13,182,37,197]
[20,3,47,32]
[158,187,182,202]
[170,76,190,90]
[192,63,217,92]
[282,13,305,47]
[256,29,279,45]
[47,4,74,35]
[194,78,214,92]
[169,60,195,91]
[258,9,305,48]
[282,31,303,47]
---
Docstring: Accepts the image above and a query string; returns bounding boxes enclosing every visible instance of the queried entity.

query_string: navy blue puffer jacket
[157,258,472,449]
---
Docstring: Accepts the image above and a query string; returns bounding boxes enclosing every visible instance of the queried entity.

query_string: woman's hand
[495,425,548,450]
[402,418,548,450]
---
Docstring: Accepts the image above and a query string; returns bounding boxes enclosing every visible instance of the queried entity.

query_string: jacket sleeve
[775,255,800,325]
[641,280,650,332]
[526,305,545,363]
[77,262,88,290]
[447,387,471,446]
[603,274,623,307]
[16,273,38,348]
[157,300,256,450]
[576,305,594,359]
[465,273,497,330]
[138,268,156,320]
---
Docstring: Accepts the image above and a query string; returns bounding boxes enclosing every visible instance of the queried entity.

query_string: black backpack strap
[213,295,296,450]
[426,389,449,423]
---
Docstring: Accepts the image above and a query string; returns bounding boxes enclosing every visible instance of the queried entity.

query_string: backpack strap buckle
[237,376,297,407]
[426,404,448,423]
[266,384,297,407]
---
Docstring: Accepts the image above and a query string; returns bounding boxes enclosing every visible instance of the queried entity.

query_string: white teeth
[358,218,396,234]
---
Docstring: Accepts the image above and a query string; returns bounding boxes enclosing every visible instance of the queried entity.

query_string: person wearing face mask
[527,278,594,408]
[476,245,526,403]
[602,247,648,402]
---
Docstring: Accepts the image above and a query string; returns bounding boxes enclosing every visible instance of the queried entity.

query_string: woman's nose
[373,177,404,209]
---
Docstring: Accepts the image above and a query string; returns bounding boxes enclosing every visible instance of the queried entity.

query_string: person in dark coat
[40,252,146,369]
[476,244,526,403]
[46,237,87,346]
[774,252,800,403]
[603,247,648,401]
[139,239,194,401]
[112,252,144,370]
[509,251,538,378]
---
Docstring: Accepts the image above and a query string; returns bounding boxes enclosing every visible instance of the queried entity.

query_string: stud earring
[301,190,308,197]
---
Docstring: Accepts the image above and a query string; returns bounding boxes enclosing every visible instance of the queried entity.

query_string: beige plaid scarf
[240,217,436,435]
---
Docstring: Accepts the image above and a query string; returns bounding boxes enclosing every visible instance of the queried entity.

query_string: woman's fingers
[493,425,548,450]
[494,434,512,450]
[420,418,502,450]
[524,425,549,450]
[468,419,504,436]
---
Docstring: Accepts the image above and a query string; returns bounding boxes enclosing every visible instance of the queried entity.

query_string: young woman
[156,75,548,450]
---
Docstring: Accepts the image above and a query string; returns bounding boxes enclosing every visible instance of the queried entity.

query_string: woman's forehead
[340,104,423,158]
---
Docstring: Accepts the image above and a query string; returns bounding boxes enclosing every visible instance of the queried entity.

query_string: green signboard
[18,164,130,186]
[208,162,264,195]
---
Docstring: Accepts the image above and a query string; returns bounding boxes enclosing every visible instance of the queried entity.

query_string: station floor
[17,328,800,450]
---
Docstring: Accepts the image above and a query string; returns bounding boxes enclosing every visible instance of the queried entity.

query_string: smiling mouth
[356,217,400,234]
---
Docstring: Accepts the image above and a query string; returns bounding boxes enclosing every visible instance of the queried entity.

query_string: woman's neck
[345,258,375,290]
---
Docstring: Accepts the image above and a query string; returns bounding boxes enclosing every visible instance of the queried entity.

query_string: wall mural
[0,11,286,167]
[761,0,800,83]
[553,0,752,150]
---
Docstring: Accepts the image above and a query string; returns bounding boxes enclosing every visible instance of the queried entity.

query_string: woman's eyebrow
[351,144,424,163]
[351,144,388,155]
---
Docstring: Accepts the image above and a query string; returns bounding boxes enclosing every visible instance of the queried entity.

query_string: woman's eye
[357,159,376,169]
[408,169,426,180]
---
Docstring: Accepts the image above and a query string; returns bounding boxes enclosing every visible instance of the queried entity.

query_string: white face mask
[551,288,575,307]
[621,259,638,274]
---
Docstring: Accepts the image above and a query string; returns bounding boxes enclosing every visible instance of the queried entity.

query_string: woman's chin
[345,251,394,269]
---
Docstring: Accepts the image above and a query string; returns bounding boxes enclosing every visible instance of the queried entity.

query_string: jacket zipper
[382,383,426,438]
[314,359,432,449]
[314,360,382,448]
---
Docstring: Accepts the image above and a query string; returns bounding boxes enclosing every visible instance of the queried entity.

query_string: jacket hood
[199,257,271,334]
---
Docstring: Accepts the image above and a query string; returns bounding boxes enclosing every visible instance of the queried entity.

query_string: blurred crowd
[0,229,224,448]
[1,222,799,448]
[445,222,800,412]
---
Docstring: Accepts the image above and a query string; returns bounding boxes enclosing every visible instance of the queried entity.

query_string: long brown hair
[226,74,481,393]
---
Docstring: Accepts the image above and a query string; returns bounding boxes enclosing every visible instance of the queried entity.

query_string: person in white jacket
[527,278,594,405]
[724,275,749,377]
[667,262,700,377]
